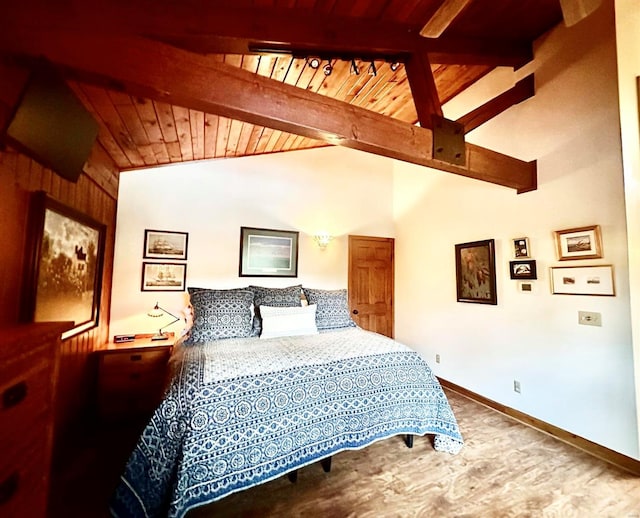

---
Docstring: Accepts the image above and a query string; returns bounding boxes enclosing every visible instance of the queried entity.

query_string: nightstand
[95,334,175,421]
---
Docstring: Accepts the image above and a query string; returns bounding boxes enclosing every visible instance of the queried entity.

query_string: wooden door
[348,235,394,338]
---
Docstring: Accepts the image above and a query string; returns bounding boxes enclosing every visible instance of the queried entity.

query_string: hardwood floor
[49,389,640,517]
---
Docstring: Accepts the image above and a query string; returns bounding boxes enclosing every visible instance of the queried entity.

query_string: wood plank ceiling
[1,0,564,188]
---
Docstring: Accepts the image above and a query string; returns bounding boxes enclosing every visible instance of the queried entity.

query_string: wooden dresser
[95,334,175,421]
[0,322,70,518]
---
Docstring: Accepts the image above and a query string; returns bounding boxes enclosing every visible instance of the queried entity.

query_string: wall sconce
[314,234,333,250]
[148,302,181,340]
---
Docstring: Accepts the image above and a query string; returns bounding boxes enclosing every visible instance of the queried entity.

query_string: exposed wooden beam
[2,2,532,68]
[457,75,535,134]
[404,52,443,129]
[420,0,474,38]
[0,31,536,192]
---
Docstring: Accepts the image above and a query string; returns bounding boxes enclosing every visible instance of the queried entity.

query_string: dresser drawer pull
[0,471,19,505]
[130,354,143,361]
[2,381,27,410]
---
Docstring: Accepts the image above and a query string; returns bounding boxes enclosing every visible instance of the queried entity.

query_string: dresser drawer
[0,403,50,518]
[0,361,51,446]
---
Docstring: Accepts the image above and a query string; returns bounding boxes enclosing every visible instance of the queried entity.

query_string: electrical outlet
[435,354,441,364]
[578,311,602,327]
[513,380,521,393]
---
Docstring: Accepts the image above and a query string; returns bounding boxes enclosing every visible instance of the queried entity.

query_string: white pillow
[259,304,319,339]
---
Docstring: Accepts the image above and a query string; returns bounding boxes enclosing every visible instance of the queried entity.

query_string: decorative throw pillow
[302,288,356,331]
[259,304,318,339]
[249,285,302,335]
[184,287,254,344]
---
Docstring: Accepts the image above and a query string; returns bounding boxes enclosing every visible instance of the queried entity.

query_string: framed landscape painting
[554,225,602,260]
[239,226,299,277]
[22,192,106,339]
[455,239,497,305]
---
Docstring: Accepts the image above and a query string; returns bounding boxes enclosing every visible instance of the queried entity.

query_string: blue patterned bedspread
[110,328,463,518]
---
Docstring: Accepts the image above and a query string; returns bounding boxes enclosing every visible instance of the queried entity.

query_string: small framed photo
[239,226,299,277]
[518,281,535,293]
[141,262,187,291]
[512,237,530,258]
[553,225,602,261]
[455,239,497,305]
[144,229,188,260]
[550,265,614,296]
[509,260,537,280]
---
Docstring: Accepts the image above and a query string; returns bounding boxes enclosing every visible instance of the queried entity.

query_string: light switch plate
[578,311,602,327]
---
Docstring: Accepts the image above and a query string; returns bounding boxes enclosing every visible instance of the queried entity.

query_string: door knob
[352,309,359,315]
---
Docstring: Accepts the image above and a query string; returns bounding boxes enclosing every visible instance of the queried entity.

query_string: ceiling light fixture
[390,62,401,72]
[323,61,333,76]
[368,61,377,76]
[350,59,360,75]
[307,56,321,69]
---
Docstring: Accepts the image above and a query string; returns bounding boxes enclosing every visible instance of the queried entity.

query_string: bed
[110,287,463,518]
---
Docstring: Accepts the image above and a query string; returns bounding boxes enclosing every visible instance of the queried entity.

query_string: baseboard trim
[439,378,640,476]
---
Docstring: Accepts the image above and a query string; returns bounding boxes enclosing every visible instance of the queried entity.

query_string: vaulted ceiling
[1,1,576,192]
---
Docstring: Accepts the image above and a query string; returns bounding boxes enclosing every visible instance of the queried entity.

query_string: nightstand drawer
[95,338,174,421]
[100,348,170,371]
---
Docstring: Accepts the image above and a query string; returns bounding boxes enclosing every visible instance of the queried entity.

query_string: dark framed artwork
[455,239,497,305]
[143,229,188,260]
[21,191,106,339]
[512,237,530,258]
[141,262,187,291]
[509,260,537,280]
[239,226,299,277]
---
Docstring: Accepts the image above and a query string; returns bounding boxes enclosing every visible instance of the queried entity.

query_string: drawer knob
[3,381,27,410]
[0,471,19,505]
[130,354,143,361]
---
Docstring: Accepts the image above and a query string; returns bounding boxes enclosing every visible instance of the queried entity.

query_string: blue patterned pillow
[249,285,302,335]
[302,288,356,331]
[184,287,254,344]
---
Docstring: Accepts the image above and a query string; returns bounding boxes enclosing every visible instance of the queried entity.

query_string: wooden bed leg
[320,456,332,473]
[287,469,298,483]
[405,434,414,448]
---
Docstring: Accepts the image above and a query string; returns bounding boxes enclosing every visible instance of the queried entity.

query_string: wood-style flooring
[49,389,640,517]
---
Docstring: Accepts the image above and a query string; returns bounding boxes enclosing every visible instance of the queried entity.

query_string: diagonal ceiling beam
[456,75,536,134]
[2,2,532,68]
[0,30,536,193]
[420,0,474,38]
[404,52,443,129]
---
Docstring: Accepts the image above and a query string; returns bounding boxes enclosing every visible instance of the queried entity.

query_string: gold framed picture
[553,225,602,261]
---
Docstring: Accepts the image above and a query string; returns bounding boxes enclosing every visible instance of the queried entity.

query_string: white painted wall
[394,1,638,457]
[109,146,394,337]
[615,0,640,455]
[109,0,639,459]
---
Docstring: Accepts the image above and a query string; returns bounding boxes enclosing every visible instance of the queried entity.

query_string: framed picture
[21,192,106,339]
[553,225,602,260]
[509,260,537,280]
[550,265,614,296]
[141,262,187,291]
[143,229,188,260]
[518,281,535,293]
[455,239,497,305]
[512,237,530,258]
[239,226,299,277]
